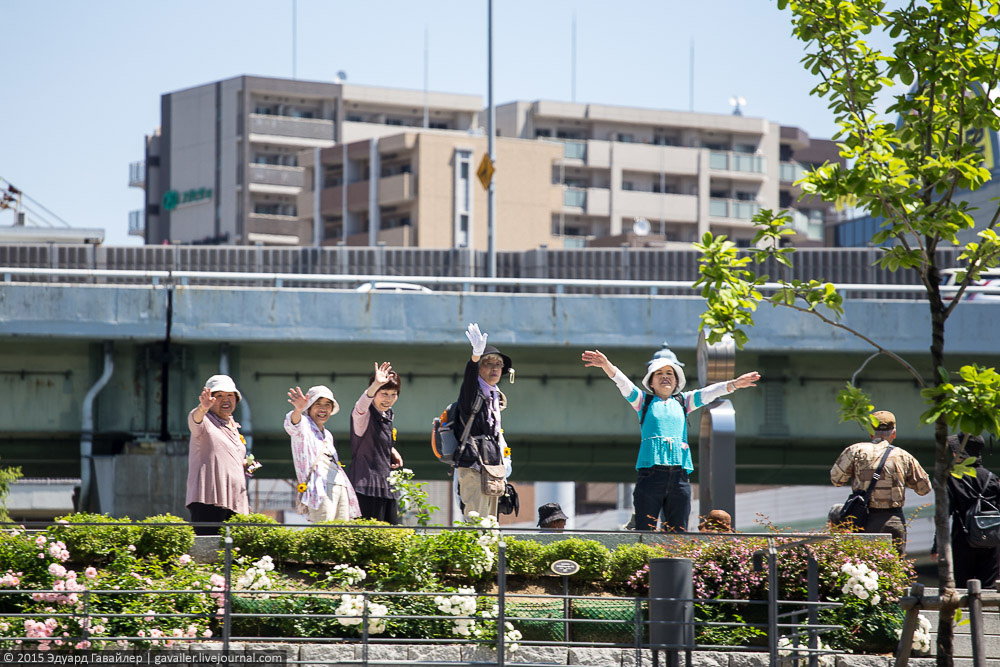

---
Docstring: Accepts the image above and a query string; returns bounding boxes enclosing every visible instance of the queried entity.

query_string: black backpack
[963,472,1000,549]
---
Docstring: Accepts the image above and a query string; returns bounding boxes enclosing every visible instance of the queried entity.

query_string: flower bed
[0,513,921,654]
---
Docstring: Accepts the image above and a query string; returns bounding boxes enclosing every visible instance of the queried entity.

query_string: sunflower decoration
[296,482,308,493]
[239,434,247,445]
[392,428,397,442]
[503,447,511,458]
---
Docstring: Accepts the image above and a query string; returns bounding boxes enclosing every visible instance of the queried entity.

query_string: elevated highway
[2,268,997,489]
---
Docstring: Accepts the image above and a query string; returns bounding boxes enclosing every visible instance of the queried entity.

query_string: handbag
[838,445,894,529]
[475,439,507,497]
[963,473,1000,548]
[498,483,520,516]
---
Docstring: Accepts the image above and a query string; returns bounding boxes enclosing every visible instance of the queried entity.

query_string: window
[346,115,364,122]
[557,130,585,140]
[621,181,635,191]
[430,122,449,130]
[535,128,552,138]
[454,150,473,248]
[386,118,404,126]
[616,133,635,143]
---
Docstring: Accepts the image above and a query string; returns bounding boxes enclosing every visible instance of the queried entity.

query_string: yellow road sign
[477,153,495,190]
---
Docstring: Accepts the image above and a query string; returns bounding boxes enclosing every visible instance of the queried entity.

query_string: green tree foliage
[694,2,1000,662]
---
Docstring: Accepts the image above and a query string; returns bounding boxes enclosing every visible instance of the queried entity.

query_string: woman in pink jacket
[185,374,250,535]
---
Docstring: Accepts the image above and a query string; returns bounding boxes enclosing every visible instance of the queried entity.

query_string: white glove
[465,322,488,356]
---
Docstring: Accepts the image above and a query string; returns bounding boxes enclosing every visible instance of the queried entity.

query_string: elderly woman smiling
[286,385,360,523]
[185,374,250,535]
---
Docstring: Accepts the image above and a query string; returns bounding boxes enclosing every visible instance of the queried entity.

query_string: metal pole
[223,530,233,652]
[487,0,496,279]
[968,579,986,667]
[313,146,322,247]
[807,556,818,667]
[767,538,779,667]
[497,539,506,667]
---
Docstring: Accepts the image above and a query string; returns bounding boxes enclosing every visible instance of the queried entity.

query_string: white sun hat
[641,358,686,395]
[205,374,242,402]
[305,385,340,415]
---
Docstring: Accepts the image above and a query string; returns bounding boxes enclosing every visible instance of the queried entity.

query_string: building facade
[131,76,481,245]
[298,131,563,249]
[131,75,840,249]
[496,100,841,248]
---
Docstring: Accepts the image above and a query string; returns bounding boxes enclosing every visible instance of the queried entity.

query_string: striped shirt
[611,369,731,473]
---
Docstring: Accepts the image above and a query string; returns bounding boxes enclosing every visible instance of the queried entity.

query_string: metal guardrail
[1,266,994,299]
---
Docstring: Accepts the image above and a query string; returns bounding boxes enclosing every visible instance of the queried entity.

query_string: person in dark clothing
[946,434,1000,588]
[347,362,403,524]
[454,323,514,520]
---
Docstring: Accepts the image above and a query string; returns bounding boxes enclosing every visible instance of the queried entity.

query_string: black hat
[537,502,568,527]
[480,344,513,373]
[949,433,986,459]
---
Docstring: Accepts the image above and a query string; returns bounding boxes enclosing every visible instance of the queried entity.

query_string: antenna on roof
[334,71,347,84]
[729,96,747,116]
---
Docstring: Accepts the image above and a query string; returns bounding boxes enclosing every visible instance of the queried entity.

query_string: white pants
[457,467,498,521]
[308,483,350,523]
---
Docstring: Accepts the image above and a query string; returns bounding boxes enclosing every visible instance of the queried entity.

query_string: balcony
[248,113,335,144]
[129,161,145,189]
[378,173,414,205]
[562,141,587,160]
[779,161,806,182]
[709,198,761,220]
[249,164,306,189]
[128,210,144,237]
[564,187,586,208]
[618,191,698,223]
[709,151,766,175]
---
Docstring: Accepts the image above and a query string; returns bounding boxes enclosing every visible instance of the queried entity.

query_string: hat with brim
[641,358,686,395]
[305,385,340,415]
[205,374,242,402]
[480,344,513,373]
[537,502,569,527]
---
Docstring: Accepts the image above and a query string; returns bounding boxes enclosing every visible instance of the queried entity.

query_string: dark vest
[347,403,395,498]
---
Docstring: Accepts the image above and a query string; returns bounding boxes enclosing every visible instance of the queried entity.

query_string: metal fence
[0,522,845,666]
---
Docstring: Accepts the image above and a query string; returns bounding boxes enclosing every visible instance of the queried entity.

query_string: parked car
[940,268,1000,302]
[355,281,433,293]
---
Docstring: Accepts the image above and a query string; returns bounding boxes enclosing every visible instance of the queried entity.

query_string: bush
[504,538,545,578]
[540,539,610,580]
[607,543,661,584]
[224,513,297,565]
[48,513,137,565]
[297,519,412,570]
[135,514,194,561]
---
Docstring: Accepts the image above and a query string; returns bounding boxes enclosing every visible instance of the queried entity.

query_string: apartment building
[496,101,840,247]
[129,76,482,245]
[298,131,563,249]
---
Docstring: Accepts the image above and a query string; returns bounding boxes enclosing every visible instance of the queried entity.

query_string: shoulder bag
[963,472,1000,548]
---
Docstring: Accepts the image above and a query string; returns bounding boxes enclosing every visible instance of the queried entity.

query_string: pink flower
[84,567,97,579]
[178,554,192,566]
[35,536,47,546]
[201,629,213,638]
[127,545,136,552]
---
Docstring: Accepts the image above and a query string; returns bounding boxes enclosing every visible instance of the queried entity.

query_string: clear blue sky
[1,0,844,246]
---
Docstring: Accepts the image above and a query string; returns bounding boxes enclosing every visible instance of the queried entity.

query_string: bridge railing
[2,266,992,301]
[0,244,967,297]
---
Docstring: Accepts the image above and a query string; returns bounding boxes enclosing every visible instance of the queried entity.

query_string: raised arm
[191,386,214,426]
[582,349,643,411]
[286,386,308,427]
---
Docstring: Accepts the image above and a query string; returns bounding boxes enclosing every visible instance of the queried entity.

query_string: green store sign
[162,187,213,211]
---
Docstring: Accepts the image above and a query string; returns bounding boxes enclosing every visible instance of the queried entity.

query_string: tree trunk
[928,264,955,667]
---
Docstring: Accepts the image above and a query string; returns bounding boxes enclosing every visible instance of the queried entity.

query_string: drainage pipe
[79,341,114,511]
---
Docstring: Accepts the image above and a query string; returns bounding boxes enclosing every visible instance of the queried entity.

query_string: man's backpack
[431,394,483,465]
[963,473,1000,548]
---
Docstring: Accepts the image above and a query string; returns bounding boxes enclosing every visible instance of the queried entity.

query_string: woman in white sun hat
[581,349,759,532]
[185,374,251,534]
[286,385,361,523]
